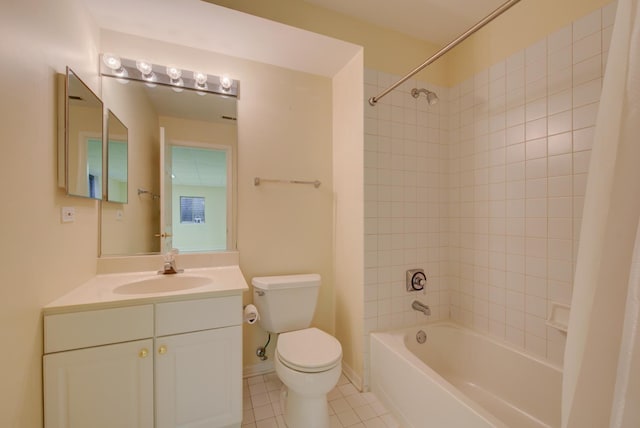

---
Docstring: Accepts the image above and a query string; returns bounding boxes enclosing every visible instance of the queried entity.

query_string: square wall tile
[573,9,601,42]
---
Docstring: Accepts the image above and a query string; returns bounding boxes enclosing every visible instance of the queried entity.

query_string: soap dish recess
[546,302,570,333]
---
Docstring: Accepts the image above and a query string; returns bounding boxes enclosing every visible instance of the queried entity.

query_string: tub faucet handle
[406,269,427,291]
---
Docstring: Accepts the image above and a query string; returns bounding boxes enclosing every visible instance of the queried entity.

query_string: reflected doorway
[167,143,230,253]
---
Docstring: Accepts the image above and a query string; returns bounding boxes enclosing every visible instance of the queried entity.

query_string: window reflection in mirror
[106,110,128,204]
[100,75,237,256]
[172,145,229,252]
[63,68,103,199]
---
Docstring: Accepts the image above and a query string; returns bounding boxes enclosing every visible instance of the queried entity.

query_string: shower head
[411,88,439,105]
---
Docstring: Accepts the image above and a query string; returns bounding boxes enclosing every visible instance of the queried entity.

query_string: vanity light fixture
[99,55,239,98]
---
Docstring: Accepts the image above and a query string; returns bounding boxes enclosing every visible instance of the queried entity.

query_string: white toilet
[252,274,342,428]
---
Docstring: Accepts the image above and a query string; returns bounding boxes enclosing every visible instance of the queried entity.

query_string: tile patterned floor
[242,372,400,428]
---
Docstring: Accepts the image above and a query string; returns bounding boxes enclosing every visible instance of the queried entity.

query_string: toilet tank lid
[252,273,321,290]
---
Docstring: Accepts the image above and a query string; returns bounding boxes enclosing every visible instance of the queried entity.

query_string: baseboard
[341,361,363,391]
[243,360,275,378]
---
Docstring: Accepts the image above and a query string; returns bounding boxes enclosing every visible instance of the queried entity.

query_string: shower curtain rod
[368,0,523,106]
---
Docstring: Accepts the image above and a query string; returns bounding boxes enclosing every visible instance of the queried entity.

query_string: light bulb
[102,53,127,77]
[103,53,121,70]
[193,71,207,84]
[136,60,153,75]
[166,66,182,81]
[171,78,184,92]
[136,60,154,79]
[193,71,208,89]
[219,74,232,90]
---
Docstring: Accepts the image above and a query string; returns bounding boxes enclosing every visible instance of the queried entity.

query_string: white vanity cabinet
[154,297,242,428]
[43,296,242,428]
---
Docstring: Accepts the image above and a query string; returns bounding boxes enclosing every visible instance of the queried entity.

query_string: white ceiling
[304,0,507,45]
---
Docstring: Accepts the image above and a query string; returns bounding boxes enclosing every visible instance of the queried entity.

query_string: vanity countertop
[44,265,249,314]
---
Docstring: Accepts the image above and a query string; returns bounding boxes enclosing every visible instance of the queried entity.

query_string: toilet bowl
[275,327,342,428]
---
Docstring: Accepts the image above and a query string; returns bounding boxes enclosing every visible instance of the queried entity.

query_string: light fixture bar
[100,55,239,98]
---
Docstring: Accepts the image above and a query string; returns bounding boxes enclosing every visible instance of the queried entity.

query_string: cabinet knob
[158,345,167,355]
[139,348,149,358]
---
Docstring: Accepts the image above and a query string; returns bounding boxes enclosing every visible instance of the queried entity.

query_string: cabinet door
[155,326,242,428]
[44,339,154,428]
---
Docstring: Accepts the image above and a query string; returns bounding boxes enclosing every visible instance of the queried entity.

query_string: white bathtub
[370,322,562,428]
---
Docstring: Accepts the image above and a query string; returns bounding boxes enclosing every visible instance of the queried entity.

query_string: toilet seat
[277,327,342,373]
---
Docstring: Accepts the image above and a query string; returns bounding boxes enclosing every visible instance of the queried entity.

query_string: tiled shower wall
[363,0,617,385]
[447,2,616,364]
[362,72,450,386]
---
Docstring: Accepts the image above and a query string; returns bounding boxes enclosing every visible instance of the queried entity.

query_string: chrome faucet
[159,249,183,275]
[412,300,431,316]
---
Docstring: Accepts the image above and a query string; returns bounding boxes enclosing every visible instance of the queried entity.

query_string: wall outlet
[116,210,124,221]
[61,207,75,223]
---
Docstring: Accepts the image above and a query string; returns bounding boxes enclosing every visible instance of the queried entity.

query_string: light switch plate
[61,207,75,223]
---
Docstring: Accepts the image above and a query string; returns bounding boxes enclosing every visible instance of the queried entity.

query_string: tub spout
[412,300,431,316]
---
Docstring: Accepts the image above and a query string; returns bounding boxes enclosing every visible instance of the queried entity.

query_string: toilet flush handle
[255,290,265,296]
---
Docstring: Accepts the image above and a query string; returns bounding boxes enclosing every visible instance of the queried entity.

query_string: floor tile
[253,403,275,421]
[242,372,399,428]
[336,408,360,426]
[353,404,377,421]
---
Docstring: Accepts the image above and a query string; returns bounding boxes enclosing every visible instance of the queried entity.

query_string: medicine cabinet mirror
[58,68,103,199]
[106,110,128,204]
[100,59,238,256]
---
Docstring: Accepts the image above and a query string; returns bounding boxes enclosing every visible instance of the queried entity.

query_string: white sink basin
[113,275,212,295]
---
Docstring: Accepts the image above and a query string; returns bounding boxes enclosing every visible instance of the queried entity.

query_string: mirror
[106,110,128,204]
[58,68,103,199]
[100,71,237,256]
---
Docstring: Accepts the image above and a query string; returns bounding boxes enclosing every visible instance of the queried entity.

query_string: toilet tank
[252,274,321,333]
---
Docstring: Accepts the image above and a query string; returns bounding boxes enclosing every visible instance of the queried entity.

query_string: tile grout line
[241,372,400,428]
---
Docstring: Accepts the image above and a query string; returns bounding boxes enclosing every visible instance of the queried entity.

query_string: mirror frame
[58,67,104,200]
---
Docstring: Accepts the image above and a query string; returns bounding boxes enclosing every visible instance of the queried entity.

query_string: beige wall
[101,30,337,369]
[160,116,237,152]
[235,59,336,368]
[101,77,160,255]
[333,51,365,386]
[0,0,101,426]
